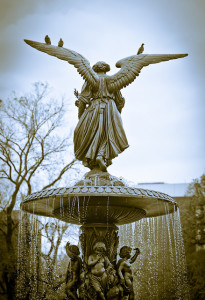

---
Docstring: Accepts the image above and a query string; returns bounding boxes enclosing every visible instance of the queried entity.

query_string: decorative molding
[23,185,175,203]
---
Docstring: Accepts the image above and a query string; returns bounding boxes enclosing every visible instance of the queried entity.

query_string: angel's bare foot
[96,156,107,172]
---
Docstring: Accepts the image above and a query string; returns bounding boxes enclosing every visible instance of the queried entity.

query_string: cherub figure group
[64,241,140,300]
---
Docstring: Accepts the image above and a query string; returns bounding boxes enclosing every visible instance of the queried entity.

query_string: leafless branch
[0,162,15,184]
[0,228,6,237]
[0,82,75,231]
[42,159,77,189]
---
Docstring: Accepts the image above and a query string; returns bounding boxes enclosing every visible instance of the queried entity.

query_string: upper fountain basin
[21,170,177,225]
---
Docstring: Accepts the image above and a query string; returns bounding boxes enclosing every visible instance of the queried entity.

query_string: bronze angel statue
[24,39,188,171]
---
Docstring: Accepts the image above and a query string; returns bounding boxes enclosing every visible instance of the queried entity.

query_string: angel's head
[92,61,110,74]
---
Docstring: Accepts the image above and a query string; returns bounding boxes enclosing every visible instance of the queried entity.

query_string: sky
[0,0,204,184]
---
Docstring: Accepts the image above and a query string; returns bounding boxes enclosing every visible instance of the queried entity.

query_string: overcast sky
[0,0,204,184]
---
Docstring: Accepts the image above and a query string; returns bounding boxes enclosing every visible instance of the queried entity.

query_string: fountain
[21,39,188,299]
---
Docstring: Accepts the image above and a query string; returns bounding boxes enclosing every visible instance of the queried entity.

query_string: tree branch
[0,228,6,237]
[42,159,77,190]
[0,162,15,184]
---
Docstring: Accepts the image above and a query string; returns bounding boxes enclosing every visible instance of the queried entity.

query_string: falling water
[17,208,41,299]
[119,206,190,300]
[17,198,80,299]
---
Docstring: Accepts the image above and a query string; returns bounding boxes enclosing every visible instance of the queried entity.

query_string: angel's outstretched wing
[107,53,188,91]
[24,39,98,88]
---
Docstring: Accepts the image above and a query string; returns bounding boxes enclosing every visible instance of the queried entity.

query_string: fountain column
[80,223,119,265]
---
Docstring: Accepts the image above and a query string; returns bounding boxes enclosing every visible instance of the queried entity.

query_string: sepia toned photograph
[0,0,204,299]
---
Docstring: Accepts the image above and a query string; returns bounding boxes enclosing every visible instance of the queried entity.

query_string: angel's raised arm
[107,53,188,91]
[24,39,99,88]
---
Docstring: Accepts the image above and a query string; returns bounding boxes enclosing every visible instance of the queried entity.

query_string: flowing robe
[74,75,129,168]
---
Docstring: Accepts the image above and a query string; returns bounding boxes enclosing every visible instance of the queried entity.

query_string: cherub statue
[65,242,82,300]
[117,246,140,299]
[87,241,115,300]
[24,39,187,171]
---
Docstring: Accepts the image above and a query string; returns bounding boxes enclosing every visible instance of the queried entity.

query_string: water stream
[119,205,190,299]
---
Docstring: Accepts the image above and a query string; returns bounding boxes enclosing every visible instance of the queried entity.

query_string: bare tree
[0,82,77,299]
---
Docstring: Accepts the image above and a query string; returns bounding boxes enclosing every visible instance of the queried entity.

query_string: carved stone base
[80,223,119,265]
[78,223,125,300]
